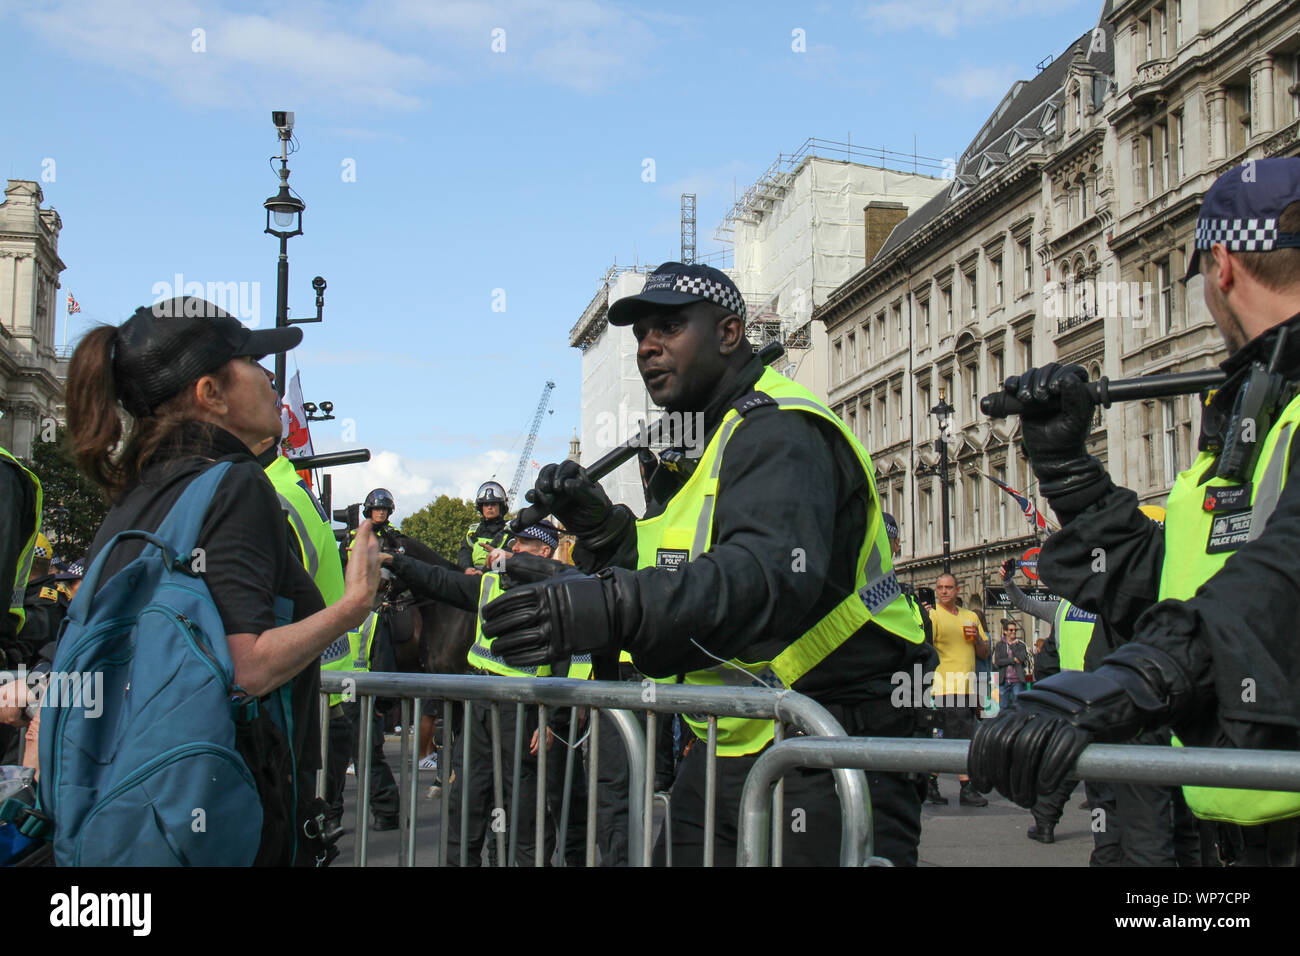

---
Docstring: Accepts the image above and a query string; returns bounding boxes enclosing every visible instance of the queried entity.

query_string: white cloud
[857,0,1083,37]
[934,64,1020,102]
[15,0,440,111]
[11,0,673,112]
[311,439,516,518]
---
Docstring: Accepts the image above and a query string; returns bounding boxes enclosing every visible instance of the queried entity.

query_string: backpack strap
[75,461,237,609]
[155,460,235,559]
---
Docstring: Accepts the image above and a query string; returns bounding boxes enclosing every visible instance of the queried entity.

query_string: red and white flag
[280,370,315,461]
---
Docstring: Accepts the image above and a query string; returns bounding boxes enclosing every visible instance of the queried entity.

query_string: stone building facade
[0,180,67,460]
[817,0,1300,621]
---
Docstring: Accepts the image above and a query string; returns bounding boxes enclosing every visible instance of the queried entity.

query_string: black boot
[1027,820,1055,844]
[959,780,988,807]
[925,776,948,805]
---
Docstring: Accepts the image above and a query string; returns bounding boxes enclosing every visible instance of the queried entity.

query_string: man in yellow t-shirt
[925,573,989,807]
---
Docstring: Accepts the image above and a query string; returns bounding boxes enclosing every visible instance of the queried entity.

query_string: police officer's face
[511,537,552,559]
[633,302,744,412]
[1202,249,1251,355]
[481,503,501,520]
[371,507,390,524]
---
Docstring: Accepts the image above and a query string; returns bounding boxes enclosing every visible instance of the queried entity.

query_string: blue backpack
[35,461,297,866]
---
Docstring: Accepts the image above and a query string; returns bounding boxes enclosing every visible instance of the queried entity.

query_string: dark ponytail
[66,325,126,496]
[66,325,228,501]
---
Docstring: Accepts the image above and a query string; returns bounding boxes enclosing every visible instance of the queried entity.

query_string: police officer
[16,534,63,670]
[385,521,568,865]
[459,481,510,573]
[0,444,42,669]
[971,157,1300,866]
[483,261,930,866]
[0,445,44,769]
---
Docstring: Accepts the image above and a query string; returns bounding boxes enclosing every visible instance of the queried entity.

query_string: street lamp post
[932,392,955,573]
[263,111,326,399]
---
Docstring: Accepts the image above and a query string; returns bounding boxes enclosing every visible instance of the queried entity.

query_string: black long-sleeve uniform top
[582,355,930,707]
[1039,311,1300,752]
[457,516,507,570]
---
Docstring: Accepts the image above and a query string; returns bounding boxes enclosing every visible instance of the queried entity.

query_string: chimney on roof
[864,201,908,265]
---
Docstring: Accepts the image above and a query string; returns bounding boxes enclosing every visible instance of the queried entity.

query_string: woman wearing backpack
[59,297,381,865]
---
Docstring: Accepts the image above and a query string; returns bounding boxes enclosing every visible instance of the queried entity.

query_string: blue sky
[1,0,1102,515]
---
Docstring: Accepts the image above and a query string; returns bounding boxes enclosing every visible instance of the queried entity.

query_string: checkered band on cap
[1195,218,1280,251]
[643,271,746,320]
[34,543,51,559]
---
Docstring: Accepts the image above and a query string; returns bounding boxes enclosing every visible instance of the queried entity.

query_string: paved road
[330,741,1096,867]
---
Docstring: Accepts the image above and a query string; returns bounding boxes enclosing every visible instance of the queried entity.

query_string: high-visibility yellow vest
[635,367,925,756]
[321,609,379,706]
[1053,599,1097,673]
[265,455,345,605]
[1160,389,1300,825]
[465,522,508,569]
[467,572,551,678]
[2,446,42,636]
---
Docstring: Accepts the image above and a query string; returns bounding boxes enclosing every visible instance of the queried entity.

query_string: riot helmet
[364,488,396,519]
[475,481,508,515]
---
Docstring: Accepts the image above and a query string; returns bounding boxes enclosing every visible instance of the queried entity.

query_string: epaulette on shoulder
[732,391,778,418]
[38,586,59,602]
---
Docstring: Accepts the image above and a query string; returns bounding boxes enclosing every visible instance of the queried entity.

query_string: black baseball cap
[607,262,747,326]
[1184,157,1300,281]
[113,297,301,416]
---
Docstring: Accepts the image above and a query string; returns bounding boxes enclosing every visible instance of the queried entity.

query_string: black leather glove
[480,569,624,667]
[500,551,568,585]
[969,643,1194,807]
[1003,364,1108,505]
[1000,558,1016,580]
[513,461,633,549]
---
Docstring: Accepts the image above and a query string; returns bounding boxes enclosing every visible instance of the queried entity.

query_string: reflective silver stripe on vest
[473,574,542,676]
[693,394,899,613]
[1248,422,1293,542]
[276,492,319,578]
[691,415,746,555]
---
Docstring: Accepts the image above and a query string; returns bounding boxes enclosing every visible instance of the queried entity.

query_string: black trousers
[325,701,399,825]
[546,707,588,866]
[1032,778,1123,866]
[445,699,554,866]
[653,696,925,867]
[1110,730,1202,866]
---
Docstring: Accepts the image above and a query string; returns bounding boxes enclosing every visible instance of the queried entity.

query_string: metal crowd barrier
[737,737,1300,866]
[317,671,866,866]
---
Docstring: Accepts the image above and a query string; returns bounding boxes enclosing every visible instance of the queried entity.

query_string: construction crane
[508,380,556,503]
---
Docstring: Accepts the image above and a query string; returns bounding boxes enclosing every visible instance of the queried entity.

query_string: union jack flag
[67,292,80,316]
[985,473,1049,530]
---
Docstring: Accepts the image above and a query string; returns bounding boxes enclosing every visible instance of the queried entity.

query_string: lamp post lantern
[263,111,325,399]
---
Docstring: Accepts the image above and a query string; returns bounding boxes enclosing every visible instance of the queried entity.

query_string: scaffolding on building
[714,136,949,243]
[681,194,696,265]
